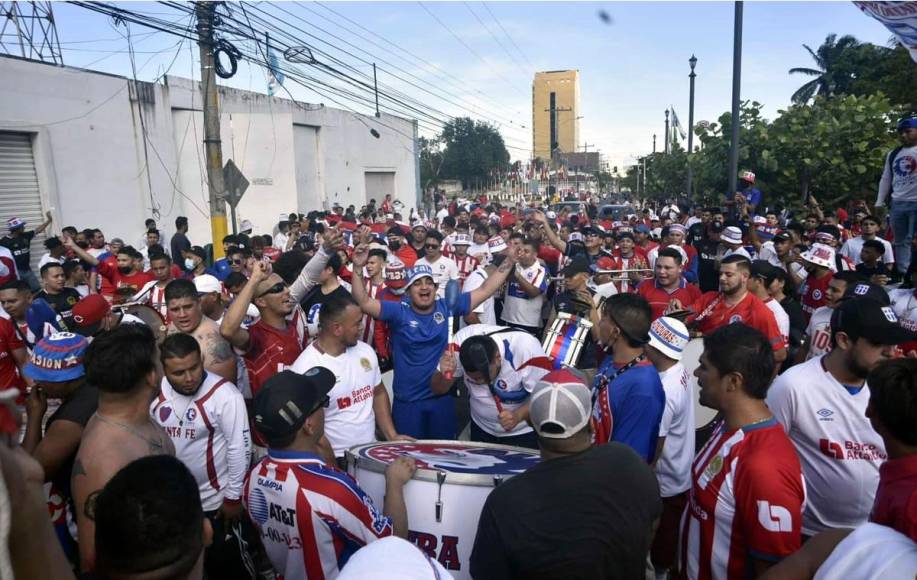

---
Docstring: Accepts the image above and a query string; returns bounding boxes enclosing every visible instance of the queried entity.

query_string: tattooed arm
[203,331,238,383]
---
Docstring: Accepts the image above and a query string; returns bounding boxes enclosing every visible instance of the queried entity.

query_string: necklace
[94,412,164,449]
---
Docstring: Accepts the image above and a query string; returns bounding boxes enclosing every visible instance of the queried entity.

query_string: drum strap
[692,293,725,325]
[592,354,646,400]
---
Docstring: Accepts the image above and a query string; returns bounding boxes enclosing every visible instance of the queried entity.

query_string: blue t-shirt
[743,186,762,211]
[593,359,665,462]
[379,293,471,402]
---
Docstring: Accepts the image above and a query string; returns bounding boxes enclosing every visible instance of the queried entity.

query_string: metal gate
[0,131,46,272]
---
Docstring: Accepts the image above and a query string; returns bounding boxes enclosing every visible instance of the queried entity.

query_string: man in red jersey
[66,239,154,300]
[638,247,701,320]
[680,323,804,579]
[798,243,835,321]
[678,255,787,365]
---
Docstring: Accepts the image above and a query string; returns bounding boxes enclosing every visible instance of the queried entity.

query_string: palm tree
[789,34,861,104]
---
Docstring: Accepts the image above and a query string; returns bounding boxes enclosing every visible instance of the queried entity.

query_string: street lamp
[687,54,697,199]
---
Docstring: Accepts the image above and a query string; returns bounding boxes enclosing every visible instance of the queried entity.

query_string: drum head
[680,338,719,434]
[347,440,540,486]
[121,304,168,343]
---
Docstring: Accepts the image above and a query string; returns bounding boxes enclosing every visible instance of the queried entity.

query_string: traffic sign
[222,159,249,208]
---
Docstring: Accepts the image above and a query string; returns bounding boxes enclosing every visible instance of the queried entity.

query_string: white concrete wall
[0,56,418,246]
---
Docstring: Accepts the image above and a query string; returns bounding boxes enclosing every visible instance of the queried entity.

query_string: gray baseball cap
[529,369,592,439]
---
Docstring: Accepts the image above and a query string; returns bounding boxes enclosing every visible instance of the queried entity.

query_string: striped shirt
[679,419,804,580]
[360,279,384,344]
[244,450,393,580]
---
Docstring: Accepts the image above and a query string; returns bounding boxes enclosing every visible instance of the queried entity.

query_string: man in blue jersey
[592,293,665,462]
[350,242,517,439]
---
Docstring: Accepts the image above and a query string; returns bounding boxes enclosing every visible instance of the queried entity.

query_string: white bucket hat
[648,317,690,361]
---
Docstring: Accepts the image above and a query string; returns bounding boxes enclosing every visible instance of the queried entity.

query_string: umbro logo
[816,408,834,421]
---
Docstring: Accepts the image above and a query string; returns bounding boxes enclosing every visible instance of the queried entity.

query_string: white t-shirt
[654,362,695,497]
[805,306,834,360]
[838,236,894,266]
[763,297,790,343]
[757,242,784,270]
[447,324,552,436]
[767,355,887,536]
[289,340,381,457]
[501,261,548,327]
[461,267,496,327]
[722,246,752,261]
[338,536,454,580]
[468,242,490,264]
[889,288,917,333]
[37,253,62,271]
[814,523,917,580]
[415,255,459,299]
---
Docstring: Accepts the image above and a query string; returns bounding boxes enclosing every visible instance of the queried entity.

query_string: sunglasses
[257,282,287,298]
[231,259,243,265]
[425,244,440,249]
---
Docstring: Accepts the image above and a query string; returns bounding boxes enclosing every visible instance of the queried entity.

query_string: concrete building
[0,55,419,267]
[532,70,580,161]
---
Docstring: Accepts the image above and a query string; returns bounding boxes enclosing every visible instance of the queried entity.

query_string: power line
[480,3,536,71]
[462,2,530,80]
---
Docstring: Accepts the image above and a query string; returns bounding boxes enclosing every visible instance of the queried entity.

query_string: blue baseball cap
[405,264,435,288]
[24,332,89,382]
[634,224,651,234]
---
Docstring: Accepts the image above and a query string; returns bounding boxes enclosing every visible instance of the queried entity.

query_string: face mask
[389,240,401,250]
[117,266,132,275]
[184,258,196,270]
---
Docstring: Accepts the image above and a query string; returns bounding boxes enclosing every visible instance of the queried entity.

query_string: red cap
[72,294,111,327]
[595,256,617,271]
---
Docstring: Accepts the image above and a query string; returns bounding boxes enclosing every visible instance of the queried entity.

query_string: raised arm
[63,237,98,266]
[33,211,53,236]
[289,228,342,303]
[533,211,566,253]
[221,261,271,350]
[350,245,382,319]
[469,252,516,312]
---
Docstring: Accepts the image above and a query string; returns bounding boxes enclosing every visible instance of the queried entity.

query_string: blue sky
[49,1,896,171]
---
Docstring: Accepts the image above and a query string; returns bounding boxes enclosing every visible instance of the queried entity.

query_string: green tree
[769,93,897,208]
[419,136,444,190]
[789,34,862,104]
[438,117,510,191]
[847,41,917,114]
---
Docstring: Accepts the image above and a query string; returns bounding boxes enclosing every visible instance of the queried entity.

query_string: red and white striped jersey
[148,283,169,321]
[150,372,251,511]
[453,254,480,285]
[360,279,385,344]
[679,418,805,580]
[244,450,393,580]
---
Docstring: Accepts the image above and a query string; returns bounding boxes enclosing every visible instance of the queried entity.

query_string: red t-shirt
[97,260,155,296]
[242,314,308,398]
[637,278,701,320]
[394,245,417,268]
[870,454,917,542]
[537,245,564,273]
[689,291,786,351]
[0,317,24,393]
[800,272,834,320]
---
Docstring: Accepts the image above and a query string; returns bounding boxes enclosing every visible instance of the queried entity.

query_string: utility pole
[664,109,670,154]
[653,134,657,154]
[687,54,697,199]
[196,2,228,259]
[728,1,744,217]
[373,63,380,117]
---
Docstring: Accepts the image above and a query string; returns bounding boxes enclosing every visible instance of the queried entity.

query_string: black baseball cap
[561,255,592,277]
[189,246,207,260]
[253,368,336,441]
[842,282,890,306]
[831,298,916,345]
[773,232,791,243]
[750,260,779,283]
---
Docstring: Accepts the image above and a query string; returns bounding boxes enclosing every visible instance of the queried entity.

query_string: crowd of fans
[0,119,915,579]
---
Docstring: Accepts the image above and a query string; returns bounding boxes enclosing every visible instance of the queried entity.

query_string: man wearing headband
[437,324,552,449]
[592,293,665,462]
[647,224,699,284]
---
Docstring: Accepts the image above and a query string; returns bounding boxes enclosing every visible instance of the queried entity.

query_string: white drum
[680,338,719,432]
[347,440,540,580]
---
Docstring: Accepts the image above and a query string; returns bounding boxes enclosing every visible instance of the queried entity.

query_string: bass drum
[681,338,720,448]
[117,303,168,343]
[347,440,540,580]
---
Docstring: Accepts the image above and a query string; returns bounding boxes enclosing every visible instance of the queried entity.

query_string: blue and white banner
[854,1,917,63]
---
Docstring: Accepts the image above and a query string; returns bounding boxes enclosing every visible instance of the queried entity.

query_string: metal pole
[653,134,656,154]
[373,63,380,118]
[664,110,670,154]
[687,55,697,199]
[728,2,743,209]
[195,2,228,259]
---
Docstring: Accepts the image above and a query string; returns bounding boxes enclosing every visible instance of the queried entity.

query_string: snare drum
[542,312,594,369]
[346,440,540,580]
[116,303,168,343]
[681,338,720,438]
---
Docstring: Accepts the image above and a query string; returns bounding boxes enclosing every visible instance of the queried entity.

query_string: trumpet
[549,268,652,282]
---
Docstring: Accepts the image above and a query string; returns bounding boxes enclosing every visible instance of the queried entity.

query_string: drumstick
[443,280,460,381]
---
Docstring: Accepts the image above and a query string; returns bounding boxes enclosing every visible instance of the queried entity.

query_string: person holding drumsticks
[436,324,553,449]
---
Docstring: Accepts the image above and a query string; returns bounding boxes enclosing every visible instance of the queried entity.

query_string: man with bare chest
[165,279,238,383]
[71,324,175,573]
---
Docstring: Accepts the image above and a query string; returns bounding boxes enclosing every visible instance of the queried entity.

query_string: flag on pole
[670,107,687,141]
[854,1,917,63]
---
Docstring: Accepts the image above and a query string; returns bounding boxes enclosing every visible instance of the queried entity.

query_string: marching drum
[114,303,168,343]
[680,338,720,446]
[346,440,540,580]
[542,312,593,369]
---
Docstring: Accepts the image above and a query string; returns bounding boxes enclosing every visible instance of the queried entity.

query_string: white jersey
[767,355,887,535]
[722,246,753,261]
[655,362,695,497]
[461,268,496,328]
[245,451,393,580]
[289,340,381,458]
[758,242,784,270]
[446,324,552,436]
[501,261,548,327]
[151,372,251,511]
[337,536,454,579]
[468,242,490,264]
[839,236,894,266]
[814,523,917,580]
[889,288,917,333]
[763,297,790,343]
[804,306,834,360]
[415,255,459,299]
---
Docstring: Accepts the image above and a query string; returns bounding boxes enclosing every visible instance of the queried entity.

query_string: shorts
[392,396,457,439]
[650,491,688,572]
